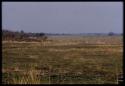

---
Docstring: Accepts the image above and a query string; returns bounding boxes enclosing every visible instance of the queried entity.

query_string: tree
[20,30,25,39]
[108,32,115,36]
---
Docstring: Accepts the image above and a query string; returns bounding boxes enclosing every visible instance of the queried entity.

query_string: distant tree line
[2,29,47,42]
[108,32,123,36]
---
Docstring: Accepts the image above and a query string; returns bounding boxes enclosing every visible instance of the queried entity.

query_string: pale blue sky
[2,2,123,33]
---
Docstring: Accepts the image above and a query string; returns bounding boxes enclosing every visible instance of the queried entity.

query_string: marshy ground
[2,35,123,84]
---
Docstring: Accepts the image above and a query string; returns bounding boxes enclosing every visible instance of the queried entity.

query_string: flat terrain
[2,35,123,84]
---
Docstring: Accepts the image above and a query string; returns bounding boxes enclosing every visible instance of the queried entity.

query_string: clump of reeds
[12,65,41,84]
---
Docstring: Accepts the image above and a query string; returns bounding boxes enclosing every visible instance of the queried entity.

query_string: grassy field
[2,35,123,84]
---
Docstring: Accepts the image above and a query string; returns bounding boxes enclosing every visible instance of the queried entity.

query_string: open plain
[2,35,123,84]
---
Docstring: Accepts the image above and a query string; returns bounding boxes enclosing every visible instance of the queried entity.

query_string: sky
[2,2,123,33]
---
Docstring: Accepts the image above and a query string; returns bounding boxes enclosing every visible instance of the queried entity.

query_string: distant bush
[108,32,115,36]
[2,29,47,42]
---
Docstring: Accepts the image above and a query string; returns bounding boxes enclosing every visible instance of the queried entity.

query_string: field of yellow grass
[2,35,123,84]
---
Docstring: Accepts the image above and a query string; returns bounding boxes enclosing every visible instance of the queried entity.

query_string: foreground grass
[2,36,123,84]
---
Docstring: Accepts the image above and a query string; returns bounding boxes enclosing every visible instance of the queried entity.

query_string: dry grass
[2,35,123,84]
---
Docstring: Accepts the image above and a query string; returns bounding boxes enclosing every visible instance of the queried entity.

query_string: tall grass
[11,65,41,84]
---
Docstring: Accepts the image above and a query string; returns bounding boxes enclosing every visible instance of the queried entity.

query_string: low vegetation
[2,29,47,42]
[2,33,123,84]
